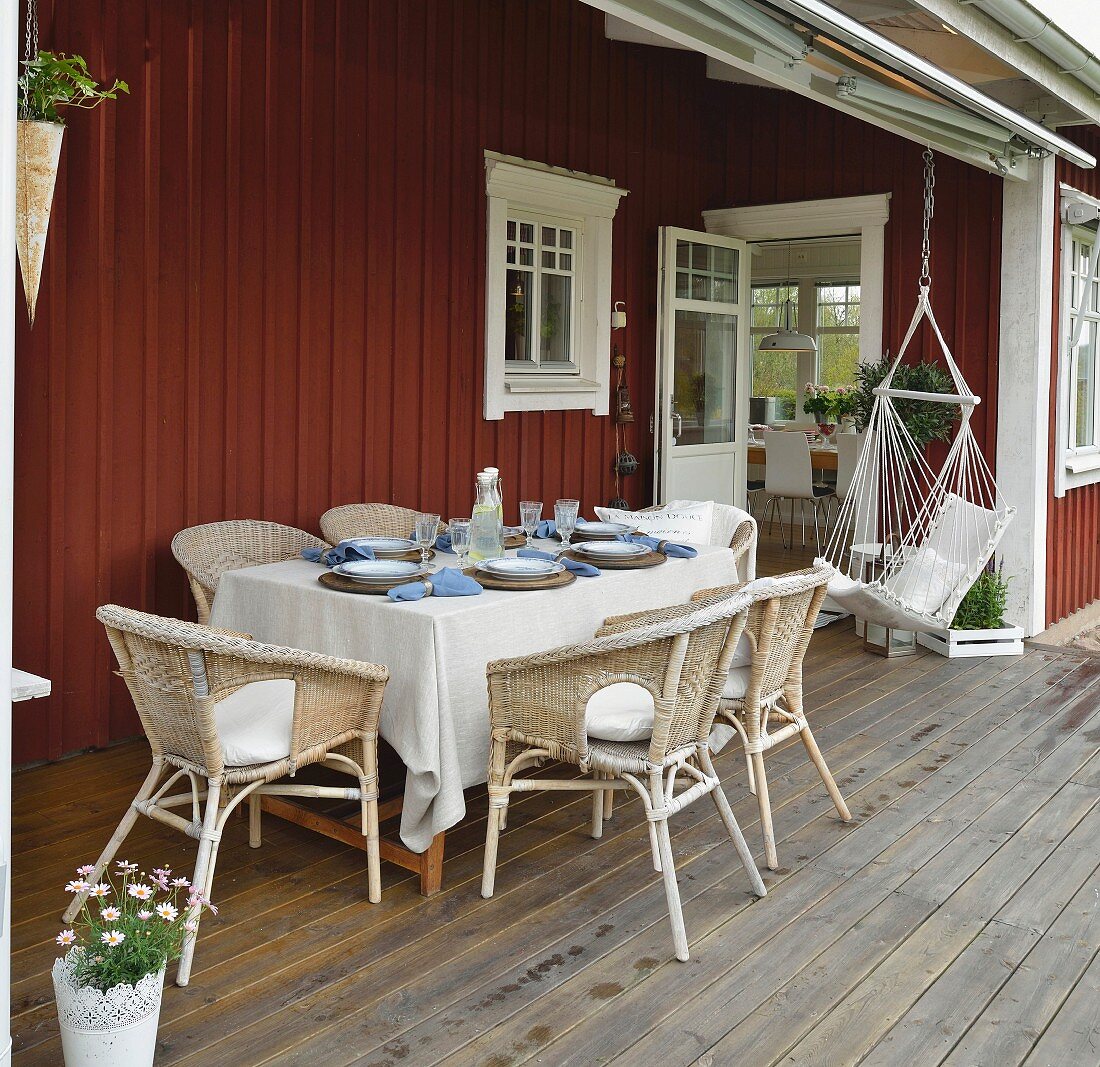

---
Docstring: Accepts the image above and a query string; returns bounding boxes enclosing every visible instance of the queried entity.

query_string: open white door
[654,227,750,506]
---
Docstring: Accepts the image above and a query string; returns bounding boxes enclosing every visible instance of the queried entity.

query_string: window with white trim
[484,152,627,420]
[1057,186,1100,493]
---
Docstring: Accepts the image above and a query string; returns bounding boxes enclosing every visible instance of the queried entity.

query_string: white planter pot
[52,952,165,1067]
[917,625,1024,659]
[16,118,64,326]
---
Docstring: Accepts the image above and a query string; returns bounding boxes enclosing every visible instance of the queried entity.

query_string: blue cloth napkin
[302,539,378,567]
[387,567,483,602]
[518,548,600,577]
[616,533,698,558]
[533,519,557,539]
[434,532,455,554]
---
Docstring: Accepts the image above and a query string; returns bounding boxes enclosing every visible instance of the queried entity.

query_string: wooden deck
[11,537,1100,1065]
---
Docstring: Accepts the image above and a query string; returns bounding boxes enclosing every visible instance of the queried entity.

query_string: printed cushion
[593,500,714,546]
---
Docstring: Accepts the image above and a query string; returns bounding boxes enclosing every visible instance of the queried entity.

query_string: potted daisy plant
[53,860,214,1066]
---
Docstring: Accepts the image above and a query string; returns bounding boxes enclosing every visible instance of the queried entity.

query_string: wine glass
[519,500,543,548]
[415,513,441,567]
[554,498,580,550]
[448,518,471,570]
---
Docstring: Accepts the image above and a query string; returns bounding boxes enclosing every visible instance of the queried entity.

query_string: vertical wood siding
[1049,125,1100,624]
[14,0,1004,763]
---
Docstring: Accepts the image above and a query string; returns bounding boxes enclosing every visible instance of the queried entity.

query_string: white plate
[346,537,418,558]
[574,521,633,538]
[333,560,426,583]
[475,557,565,580]
[573,540,649,559]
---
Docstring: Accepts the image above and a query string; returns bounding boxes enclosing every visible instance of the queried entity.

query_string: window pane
[818,333,860,389]
[817,283,860,328]
[542,250,556,268]
[559,230,573,250]
[505,270,533,362]
[519,222,534,244]
[506,247,515,264]
[542,226,556,247]
[712,277,734,302]
[751,350,797,421]
[672,311,736,445]
[676,272,690,299]
[540,273,571,364]
[712,247,736,277]
[559,253,572,270]
[676,241,691,269]
[519,247,533,266]
[691,243,709,270]
[1075,319,1096,447]
[751,284,797,328]
[507,220,516,241]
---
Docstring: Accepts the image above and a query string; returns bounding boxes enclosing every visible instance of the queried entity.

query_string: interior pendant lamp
[758,242,817,353]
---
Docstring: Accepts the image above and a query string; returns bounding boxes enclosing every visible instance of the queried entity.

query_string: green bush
[853,357,956,448]
[951,565,1010,630]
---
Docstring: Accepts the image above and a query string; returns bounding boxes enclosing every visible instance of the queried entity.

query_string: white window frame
[748,276,862,423]
[1056,184,1100,494]
[484,152,627,420]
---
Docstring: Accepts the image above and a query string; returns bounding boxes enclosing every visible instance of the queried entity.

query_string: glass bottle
[469,471,504,562]
[484,466,504,527]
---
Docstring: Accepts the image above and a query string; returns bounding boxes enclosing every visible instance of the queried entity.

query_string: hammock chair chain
[21,0,38,115]
[920,147,934,291]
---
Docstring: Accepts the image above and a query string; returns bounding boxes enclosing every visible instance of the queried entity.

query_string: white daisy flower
[155,903,178,922]
[100,906,121,921]
[115,860,139,873]
[127,883,154,900]
[55,930,77,946]
[183,919,198,933]
[171,877,191,888]
[100,930,126,947]
[88,883,111,899]
[64,879,91,894]
[137,910,153,921]
[77,865,96,876]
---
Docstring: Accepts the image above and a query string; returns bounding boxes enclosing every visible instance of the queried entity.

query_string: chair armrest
[728,519,756,561]
[596,600,704,637]
[204,626,254,641]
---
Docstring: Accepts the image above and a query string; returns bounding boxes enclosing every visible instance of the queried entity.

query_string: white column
[0,0,16,1060]
[996,155,1055,637]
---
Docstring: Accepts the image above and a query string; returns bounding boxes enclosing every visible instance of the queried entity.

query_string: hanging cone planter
[16,118,63,328]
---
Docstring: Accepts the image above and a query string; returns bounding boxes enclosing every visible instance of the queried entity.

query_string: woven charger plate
[318,570,431,596]
[464,566,577,591]
[563,548,667,570]
[504,532,527,549]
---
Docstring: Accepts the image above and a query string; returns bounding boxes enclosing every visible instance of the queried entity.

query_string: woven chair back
[320,503,442,544]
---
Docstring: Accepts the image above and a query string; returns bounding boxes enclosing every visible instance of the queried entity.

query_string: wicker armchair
[638,502,757,581]
[67,606,388,985]
[692,564,852,870]
[320,503,443,545]
[482,587,778,963]
[171,520,329,625]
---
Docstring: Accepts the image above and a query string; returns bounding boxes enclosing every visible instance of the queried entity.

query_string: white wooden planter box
[917,626,1024,659]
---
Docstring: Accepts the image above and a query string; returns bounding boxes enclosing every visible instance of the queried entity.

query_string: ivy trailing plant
[852,356,957,449]
[17,50,128,123]
[951,563,1010,630]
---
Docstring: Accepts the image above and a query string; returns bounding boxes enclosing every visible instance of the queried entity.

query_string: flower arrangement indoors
[802,383,858,439]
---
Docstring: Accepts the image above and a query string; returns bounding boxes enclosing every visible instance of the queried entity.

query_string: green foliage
[853,356,957,448]
[17,51,128,124]
[951,564,1010,630]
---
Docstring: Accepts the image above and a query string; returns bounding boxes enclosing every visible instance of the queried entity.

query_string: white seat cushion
[214,679,296,766]
[722,666,752,701]
[586,683,655,742]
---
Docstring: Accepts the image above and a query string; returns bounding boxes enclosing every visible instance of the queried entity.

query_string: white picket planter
[52,952,165,1067]
[917,625,1024,659]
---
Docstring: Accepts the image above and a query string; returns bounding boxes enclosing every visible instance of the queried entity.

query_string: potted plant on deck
[917,562,1024,658]
[16,50,127,325]
[52,861,213,1066]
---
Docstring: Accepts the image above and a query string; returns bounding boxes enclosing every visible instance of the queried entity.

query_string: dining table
[209,538,741,894]
[747,441,838,470]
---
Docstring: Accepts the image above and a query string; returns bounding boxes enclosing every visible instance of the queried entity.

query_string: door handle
[671,412,683,439]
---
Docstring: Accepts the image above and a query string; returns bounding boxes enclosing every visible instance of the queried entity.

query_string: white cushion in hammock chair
[887,547,969,616]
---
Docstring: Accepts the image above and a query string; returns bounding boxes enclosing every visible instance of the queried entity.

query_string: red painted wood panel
[13,0,1005,763]
[1049,125,1100,624]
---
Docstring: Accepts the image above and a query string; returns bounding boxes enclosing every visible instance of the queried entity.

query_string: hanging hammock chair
[816,150,1015,634]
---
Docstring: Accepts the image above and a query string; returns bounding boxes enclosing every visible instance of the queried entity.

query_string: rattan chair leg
[176,780,222,987]
[248,794,262,848]
[698,750,766,897]
[648,820,663,872]
[591,776,605,839]
[604,786,615,820]
[363,787,381,904]
[800,725,852,821]
[750,751,779,870]
[63,763,164,924]
[481,799,505,898]
[745,750,756,795]
[650,771,689,962]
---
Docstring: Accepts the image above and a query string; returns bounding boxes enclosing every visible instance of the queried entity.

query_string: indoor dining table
[209,539,741,894]
[747,441,838,470]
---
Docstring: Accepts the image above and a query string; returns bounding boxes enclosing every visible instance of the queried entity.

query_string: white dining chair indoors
[760,432,835,552]
[829,432,863,532]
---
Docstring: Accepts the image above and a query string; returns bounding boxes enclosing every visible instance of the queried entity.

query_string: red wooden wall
[1049,124,1100,624]
[14,0,1004,764]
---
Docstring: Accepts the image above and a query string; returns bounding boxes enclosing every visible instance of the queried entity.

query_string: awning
[584,0,1096,175]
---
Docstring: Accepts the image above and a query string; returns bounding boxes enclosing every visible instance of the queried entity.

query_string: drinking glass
[415,513,441,566]
[519,500,543,548]
[554,498,580,550]
[448,518,471,569]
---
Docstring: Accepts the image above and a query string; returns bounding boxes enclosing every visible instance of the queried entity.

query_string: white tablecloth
[210,541,739,851]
